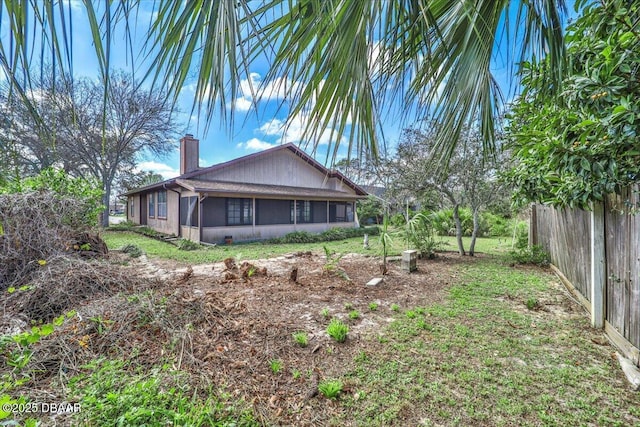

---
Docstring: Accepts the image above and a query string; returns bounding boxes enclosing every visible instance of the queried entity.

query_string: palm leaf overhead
[0,0,567,162]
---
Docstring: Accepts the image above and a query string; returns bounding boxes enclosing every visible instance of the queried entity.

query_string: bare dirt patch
[0,250,477,425]
[127,251,472,425]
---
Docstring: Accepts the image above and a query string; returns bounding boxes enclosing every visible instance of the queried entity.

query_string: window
[227,198,252,225]
[296,200,312,223]
[329,202,354,222]
[148,193,155,218]
[180,196,199,226]
[157,190,167,219]
[129,197,134,217]
[256,199,292,225]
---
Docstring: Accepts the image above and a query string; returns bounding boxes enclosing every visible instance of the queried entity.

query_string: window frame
[148,192,155,218]
[226,198,253,226]
[157,190,168,219]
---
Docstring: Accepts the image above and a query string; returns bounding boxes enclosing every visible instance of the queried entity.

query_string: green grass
[103,230,507,264]
[330,258,640,426]
[68,358,256,426]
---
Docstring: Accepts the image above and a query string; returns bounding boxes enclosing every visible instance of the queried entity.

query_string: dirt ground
[124,251,475,425]
[0,250,486,426]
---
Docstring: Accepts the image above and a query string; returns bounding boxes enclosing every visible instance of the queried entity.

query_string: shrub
[121,244,143,258]
[177,239,200,251]
[326,318,349,343]
[405,212,441,258]
[264,226,378,244]
[507,244,550,267]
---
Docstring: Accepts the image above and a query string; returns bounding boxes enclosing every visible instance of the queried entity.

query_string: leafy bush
[265,227,378,244]
[405,212,441,258]
[507,244,550,267]
[177,239,201,251]
[0,168,103,228]
[121,244,143,258]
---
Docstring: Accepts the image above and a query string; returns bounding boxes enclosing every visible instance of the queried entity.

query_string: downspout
[164,184,182,238]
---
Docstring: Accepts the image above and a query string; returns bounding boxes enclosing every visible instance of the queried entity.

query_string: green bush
[121,244,143,258]
[177,239,201,251]
[506,244,550,267]
[405,212,441,257]
[265,227,378,244]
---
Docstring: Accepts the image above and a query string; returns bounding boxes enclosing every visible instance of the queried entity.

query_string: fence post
[529,204,537,246]
[590,201,606,328]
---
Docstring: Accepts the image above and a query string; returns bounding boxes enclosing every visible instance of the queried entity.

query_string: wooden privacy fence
[530,186,640,365]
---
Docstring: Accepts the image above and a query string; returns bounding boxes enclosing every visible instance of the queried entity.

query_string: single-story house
[123,134,368,244]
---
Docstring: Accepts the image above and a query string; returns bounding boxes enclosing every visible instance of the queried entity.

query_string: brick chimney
[180,134,199,175]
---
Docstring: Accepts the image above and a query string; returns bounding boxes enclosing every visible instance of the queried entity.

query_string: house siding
[146,190,180,236]
[196,149,335,190]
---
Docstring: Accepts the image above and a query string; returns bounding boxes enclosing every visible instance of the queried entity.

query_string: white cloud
[258,112,346,146]
[231,96,252,112]
[137,161,179,179]
[236,138,275,152]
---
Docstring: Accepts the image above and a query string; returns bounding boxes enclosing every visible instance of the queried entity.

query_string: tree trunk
[469,208,480,256]
[101,179,111,228]
[453,204,465,255]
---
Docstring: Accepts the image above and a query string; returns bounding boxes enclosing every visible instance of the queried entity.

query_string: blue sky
[1,1,577,180]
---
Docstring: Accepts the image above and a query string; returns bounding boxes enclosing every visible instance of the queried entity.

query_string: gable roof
[122,143,367,197]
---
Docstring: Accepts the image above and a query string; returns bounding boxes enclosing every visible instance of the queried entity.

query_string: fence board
[534,205,591,300]
[534,185,640,350]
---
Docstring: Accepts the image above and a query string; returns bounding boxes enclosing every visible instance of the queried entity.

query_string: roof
[122,143,368,197]
[176,179,365,200]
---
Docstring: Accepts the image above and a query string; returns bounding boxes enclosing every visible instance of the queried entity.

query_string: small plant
[292,369,302,380]
[344,302,353,310]
[246,266,257,278]
[526,297,539,310]
[89,316,113,334]
[405,310,417,319]
[368,302,378,311]
[177,239,200,251]
[321,308,330,319]
[326,318,349,343]
[322,246,351,280]
[269,359,283,374]
[292,331,308,347]
[121,243,143,258]
[391,304,400,312]
[348,310,360,320]
[318,379,343,399]
[506,244,550,267]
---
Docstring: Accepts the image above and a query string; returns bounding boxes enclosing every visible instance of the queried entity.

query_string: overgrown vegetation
[0,169,104,289]
[505,0,640,208]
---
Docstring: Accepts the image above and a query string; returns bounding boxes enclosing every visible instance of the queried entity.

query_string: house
[123,134,368,244]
